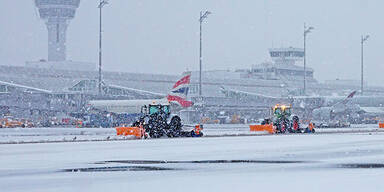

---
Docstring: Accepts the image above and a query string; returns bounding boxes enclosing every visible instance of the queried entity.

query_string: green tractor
[264,104,314,134]
[132,104,203,138]
[272,104,293,133]
[261,104,302,133]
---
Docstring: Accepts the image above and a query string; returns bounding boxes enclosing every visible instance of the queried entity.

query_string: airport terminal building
[1,47,383,123]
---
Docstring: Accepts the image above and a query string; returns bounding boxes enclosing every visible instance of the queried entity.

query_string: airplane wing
[0,80,52,94]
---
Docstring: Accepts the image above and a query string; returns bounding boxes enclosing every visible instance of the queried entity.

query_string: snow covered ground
[1,125,384,192]
[0,124,381,144]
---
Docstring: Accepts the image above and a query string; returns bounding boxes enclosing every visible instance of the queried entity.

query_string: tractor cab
[272,104,292,119]
[141,104,171,116]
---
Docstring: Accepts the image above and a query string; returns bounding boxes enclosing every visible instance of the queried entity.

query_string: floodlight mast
[361,35,369,95]
[98,0,109,96]
[199,11,211,97]
[303,23,314,95]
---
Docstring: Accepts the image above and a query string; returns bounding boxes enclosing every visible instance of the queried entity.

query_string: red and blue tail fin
[167,73,193,108]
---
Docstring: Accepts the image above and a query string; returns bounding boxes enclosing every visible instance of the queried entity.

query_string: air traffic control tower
[29,0,94,71]
[35,0,80,61]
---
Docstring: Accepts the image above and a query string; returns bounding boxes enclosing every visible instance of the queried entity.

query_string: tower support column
[46,18,68,61]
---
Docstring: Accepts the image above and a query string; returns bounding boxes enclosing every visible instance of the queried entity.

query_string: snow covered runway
[0,124,382,144]
[1,126,384,192]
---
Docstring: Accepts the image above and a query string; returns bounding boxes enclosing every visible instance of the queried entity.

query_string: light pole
[361,35,369,95]
[199,11,211,97]
[303,23,314,96]
[98,0,108,96]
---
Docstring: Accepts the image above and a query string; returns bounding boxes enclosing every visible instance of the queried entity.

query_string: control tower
[269,47,304,65]
[248,47,314,81]
[35,0,80,61]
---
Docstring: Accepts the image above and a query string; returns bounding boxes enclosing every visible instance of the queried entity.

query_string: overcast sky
[0,0,384,85]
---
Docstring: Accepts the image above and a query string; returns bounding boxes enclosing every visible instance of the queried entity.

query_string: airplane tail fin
[332,90,357,108]
[329,90,358,114]
[341,90,357,105]
[167,72,193,108]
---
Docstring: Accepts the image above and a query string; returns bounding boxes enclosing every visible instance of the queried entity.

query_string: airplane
[89,73,193,114]
[220,86,358,117]
[220,86,327,109]
[221,86,384,126]
[311,91,361,127]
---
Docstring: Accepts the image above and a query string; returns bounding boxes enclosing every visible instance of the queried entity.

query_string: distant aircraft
[220,86,358,116]
[221,86,384,125]
[312,91,360,123]
[89,73,193,114]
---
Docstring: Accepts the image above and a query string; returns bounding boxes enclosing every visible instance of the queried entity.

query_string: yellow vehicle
[0,118,24,128]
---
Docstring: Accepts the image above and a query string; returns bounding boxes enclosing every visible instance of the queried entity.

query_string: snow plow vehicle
[251,104,315,134]
[116,104,203,139]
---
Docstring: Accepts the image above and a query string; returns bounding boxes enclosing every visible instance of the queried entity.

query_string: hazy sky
[1,1,384,85]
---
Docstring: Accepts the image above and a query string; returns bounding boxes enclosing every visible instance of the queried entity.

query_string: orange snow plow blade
[249,124,275,134]
[379,123,384,128]
[116,126,145,139]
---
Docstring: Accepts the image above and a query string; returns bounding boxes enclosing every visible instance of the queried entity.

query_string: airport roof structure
[0,65,383,99]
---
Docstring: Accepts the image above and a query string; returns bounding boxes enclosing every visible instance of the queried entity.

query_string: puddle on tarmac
[64,160,307,173]
[96,159,308,164]
[62,166,180,172]
[337,163,384,169]
[62,161,384,173]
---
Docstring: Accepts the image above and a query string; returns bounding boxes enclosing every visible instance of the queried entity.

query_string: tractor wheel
[275,123,281,134]
[169,116,182,137]
[280,123,287,133]
[170,116,182,129]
